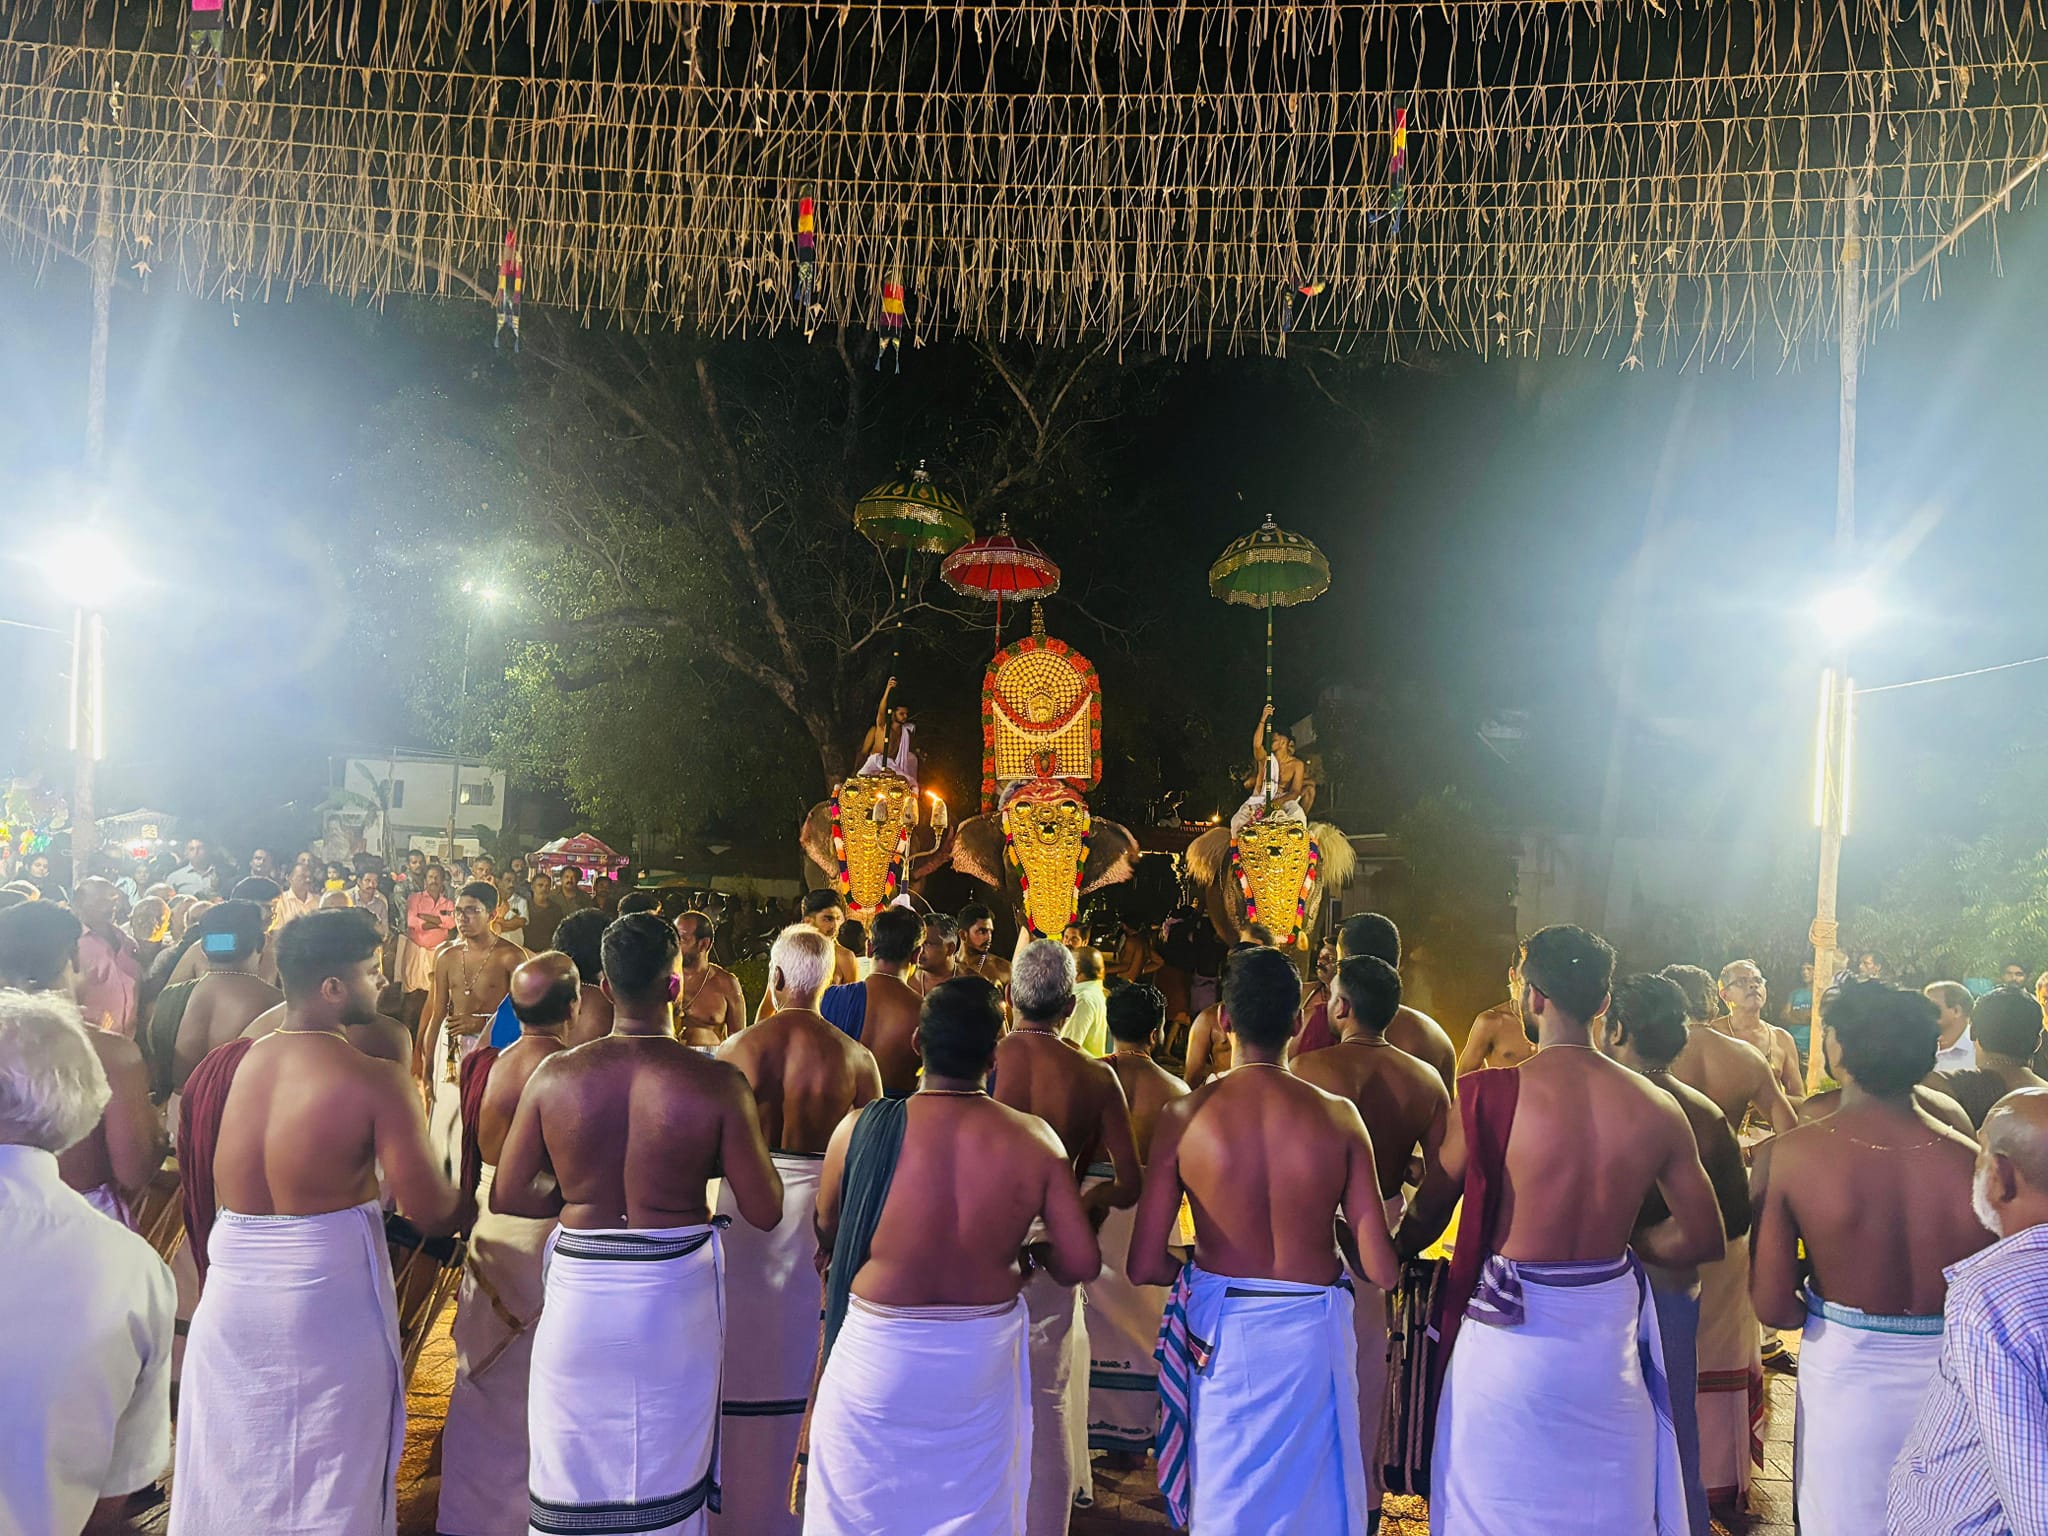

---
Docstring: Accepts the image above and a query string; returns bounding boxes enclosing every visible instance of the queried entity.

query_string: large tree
[342,306,1159,842]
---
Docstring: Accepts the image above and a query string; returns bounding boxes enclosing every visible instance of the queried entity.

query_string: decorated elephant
[1185,818,1355,950]
[798,771,955,918]
[949,776,1140,939]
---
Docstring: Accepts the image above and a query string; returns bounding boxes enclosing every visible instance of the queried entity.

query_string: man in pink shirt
[72,878,141,1037]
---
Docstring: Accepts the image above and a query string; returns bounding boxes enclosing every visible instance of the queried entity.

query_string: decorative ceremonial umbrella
[1207,512,1331,708]
[854,460,975,664]
[940,514,1062,649]
[852,460,975,555]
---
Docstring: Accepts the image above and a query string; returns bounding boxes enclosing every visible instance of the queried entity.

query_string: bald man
[438,951,575,1536]
[1891,1088,2048,1533]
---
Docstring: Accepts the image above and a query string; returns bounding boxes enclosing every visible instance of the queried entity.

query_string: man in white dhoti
[993,941,1141,1535]
[1749,977,1990,1536]
[438,952,575,1536]
[1227,703,1309,837]
[171,909,460,1536]
[418,881,523,1179]
[494,913,783,1536]
[1087,986,1191,1468]
[712,926,881,1536]
[805,975,1100,1535]
[1398,925,1725,1536]
[854,676,919,787]
[1128,947,1402,1535]
[1293,955,1450,1533]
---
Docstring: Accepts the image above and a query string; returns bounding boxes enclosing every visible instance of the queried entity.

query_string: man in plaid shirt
[1889,1088,2048,1534]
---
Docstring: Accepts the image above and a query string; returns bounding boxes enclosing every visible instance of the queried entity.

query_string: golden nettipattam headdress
[980,608,1100,812]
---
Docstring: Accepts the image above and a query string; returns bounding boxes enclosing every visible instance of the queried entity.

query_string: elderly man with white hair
[993,938,1141,1532]
[711,925,881,1536]
[1889,1086,2048,1534]
[0,988,175,1535]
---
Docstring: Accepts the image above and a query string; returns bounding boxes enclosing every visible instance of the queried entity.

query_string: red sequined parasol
[940,517,1062,647]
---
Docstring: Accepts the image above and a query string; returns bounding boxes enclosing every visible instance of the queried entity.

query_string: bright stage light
[1812,585,1877,646]
[462,578,504,607]
[38,525,135,611]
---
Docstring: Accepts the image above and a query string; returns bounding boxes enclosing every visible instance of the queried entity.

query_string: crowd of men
[3,860,2048,1536]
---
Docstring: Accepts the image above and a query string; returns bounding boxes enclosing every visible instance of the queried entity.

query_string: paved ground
[386,1315,1801,1534]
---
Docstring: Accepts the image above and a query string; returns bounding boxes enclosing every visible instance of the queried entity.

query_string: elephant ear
[799,803,837,881]
[1185,826,1231,887]
[950,815,1006,889]
[1309,822,1356,892]
[1080,820,1140,895]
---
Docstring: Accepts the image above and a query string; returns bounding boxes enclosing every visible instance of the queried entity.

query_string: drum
[384,1212,468,1387]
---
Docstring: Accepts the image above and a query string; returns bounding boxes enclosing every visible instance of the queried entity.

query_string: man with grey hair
[1925,980,1979,1075]
[0,988,175,1534]
[993,937,1141,1531]
[1890,1086,2048,1532]
[1716,959,1805,1103]
[712,925,880,1536]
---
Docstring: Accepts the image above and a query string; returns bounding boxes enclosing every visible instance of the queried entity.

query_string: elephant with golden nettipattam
[798,771,955,919]
[1184,818,1355,950]
[949,777,1140,939]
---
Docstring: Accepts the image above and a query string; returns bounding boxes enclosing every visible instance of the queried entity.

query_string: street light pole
[445,612,475,862]
[1808,181,1864,1092]
[73,165,117,881]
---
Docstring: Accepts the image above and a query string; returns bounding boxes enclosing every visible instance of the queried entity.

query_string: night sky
[3,206,2046,912]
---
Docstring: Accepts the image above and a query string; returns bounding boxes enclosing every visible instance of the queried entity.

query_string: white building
[330,753,509,864]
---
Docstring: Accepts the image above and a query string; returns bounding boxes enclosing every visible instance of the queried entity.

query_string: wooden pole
[1808,180,1863,1092]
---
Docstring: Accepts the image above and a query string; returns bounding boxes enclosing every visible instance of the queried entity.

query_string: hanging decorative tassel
[494,231,522,353]
[1368,102,1409,235]
[184,0,227,91]
[1278,281,1324,357]
[876,272,904,373]
[796,185,818,328]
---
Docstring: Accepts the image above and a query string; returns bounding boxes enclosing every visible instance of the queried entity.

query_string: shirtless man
[1716,959,1806,1103]
[805,977,1098,1531]
[993,939,1141,1535]
[171,900,282,1093]
[1751,978,1990,1534]
[418,881,524,1106]
[1182,943,1260,1088]
[470,952,574,1171]
[1934,983,2048,1127]
[844,905,927,1095]
[1399,925,1723,1532]
[1600,972,1753,1534]
[1294,955,1450,1207]
[551,909,613,1047]
[1103,984,1189,1160]
[495,913,781,1535]
[1339,912,1459,1096]
[435,951,573,1536]
[713,924,881,1534]
[0,902,162,1224]
[909,913,959,998]
[171,909,458,1535]
[956,901,1012,989]
[674,909,747,1050]
[721,925,883,1151]
[756,890,859,1022]
[1661,961,1800,1138]
[855,675,915,777]
[1128,946,1399,1530]
[1457,957,1536,1075]
[1291,952,1451,1529]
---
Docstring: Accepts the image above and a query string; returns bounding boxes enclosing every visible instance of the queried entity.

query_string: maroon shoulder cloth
[458,1044,500,1208]
[177,1035,256,1282]
[1428,1064,1520,1401]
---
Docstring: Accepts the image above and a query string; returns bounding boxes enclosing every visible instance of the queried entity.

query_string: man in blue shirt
[1889,1087,2048,1534]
